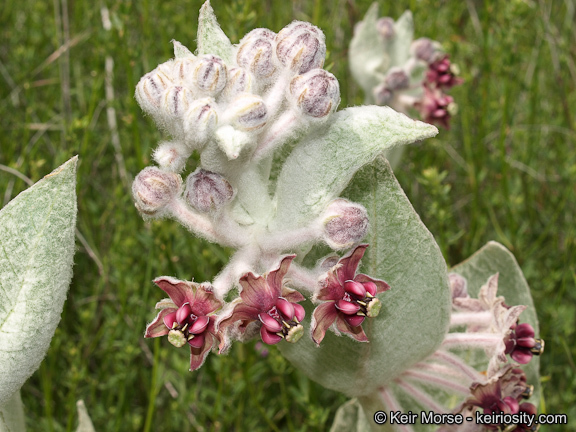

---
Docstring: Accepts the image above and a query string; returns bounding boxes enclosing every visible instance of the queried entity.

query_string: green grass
[1,0,575,430]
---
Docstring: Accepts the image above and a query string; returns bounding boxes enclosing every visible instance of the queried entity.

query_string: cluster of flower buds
[350,9,462,129]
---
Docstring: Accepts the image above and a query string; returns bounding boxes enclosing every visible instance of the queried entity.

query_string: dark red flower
[311,244,390,345]
[218,255,305,347]
[145,276,222,371]
[505,322,544,364]
[415,86,456,130]
[426,55,463,89]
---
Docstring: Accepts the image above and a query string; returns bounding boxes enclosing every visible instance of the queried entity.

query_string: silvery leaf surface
[271,106,437,231]
[0,157,77,406]
[279,157,450,397]
[196,0,234,64]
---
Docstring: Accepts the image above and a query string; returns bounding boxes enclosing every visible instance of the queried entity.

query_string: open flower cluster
[377,273,544,432]
[350,5,462,129]
[134,3,391,371]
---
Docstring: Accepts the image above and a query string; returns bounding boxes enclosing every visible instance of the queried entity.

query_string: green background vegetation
[1,0,574,430]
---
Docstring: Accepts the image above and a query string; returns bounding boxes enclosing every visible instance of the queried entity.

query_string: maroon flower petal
[515,323,535,339]
[344,280,366,298]
[154,276,194,307]
[276,298,295,319]
[259,313,283,333]
[336,244,368,284]
[517,337,536,348]
[281,286,306,303]
[218,302,261,334]
[188,332,206,349]
[354,274,391,294]
[176,303,192,324]
[260,326,283,345]
[311,302,339,345]
[266,255,296,296]
[239,272,277,311]
[335,316,368,342]
[293,303,305,322]
[190,283,222,316]
[511,350,533,364]
[189,315,210,334]
[344,314,365,327]
[145,308,176,338]
[335,299,361,315]
[317,270,345,301]
[163,310,178,329]
[188,333,214,371]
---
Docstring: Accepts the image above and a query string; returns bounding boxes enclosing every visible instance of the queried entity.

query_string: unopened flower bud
[220,67,252,101]
[172,57,196,86]
[411,38,442,64]
[185,168,234,213]
[321,199,369,250]
[162,86,194,118]
[135,69,173,114]
[275,21,326,74]
[289,68,340,118]
[384,67,410,91]
[153,141,189,173]
[132,167,182,216]
[190,54,227,95]
[448,273,468,300]
[373,83,393,105]
[237,28,277,80]
[376,17,395,39]
[224,93,268,131]
[183,98,218,145]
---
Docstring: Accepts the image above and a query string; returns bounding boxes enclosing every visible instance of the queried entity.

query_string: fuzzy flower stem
[401,370,470,395]
[450,311,492,327]
[252,111,300,161]
[263,70,291,119]
[167,199,222,244]
[442,332,502,349]
[431,350,486,382]
[413,362,469,380]
[286,262,320,293]
[394,378,447,413]
[397,93,419,109]
[379,387,416,432]
[212,246,260,298]
[257,222,321,252]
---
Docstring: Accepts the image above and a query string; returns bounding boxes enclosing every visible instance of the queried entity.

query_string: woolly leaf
[388,11,414,68]
[0,157,77,406]
[76,400,96,432]
[0,392,25,432]
[197,0,233,64]
[279,157,450,397]
[271,106,437,231]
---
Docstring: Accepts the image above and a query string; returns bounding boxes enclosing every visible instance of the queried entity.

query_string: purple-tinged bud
[183,98,218,145]
[162,86,194,118]
[190,54,227,95]
[410,38,442,64]
[275,21,326,74]
[220,67,252,101]
[376,17,395,39]
[237,28,277,79]
[172,57,196,86]
[319,255,340,271]
[384,67,410,91]
[321,199,369,250]
[153,141,189,173]
[289,68,340,118]
[132,167,182,216]
[448,273,469,300]
[185,168,234,213]
[224,93,268,131]
[373,83,393,105]
[135,69,173,114]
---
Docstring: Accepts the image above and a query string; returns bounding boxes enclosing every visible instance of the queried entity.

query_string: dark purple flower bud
[225,93,268,131]
[376,17,395,39]
[504,322,544,364]
[135,69,173,114]
[410,38,441,64]
[237,28,277,79]
[321,199,369,250]
[190,54,227,95]
[185,168,235,213]
[275,21,326,74]
[132,167,182,216]
[220,67,252,101]
[162,86,194,118]
[289,68,340,119]
[384,67,410,91]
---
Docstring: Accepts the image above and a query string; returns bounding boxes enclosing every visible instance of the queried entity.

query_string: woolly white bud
[153,141,190,173]
[172,57,197,86]
[189,54,227,95]
[373,83,393,105]
[185,168,235,213]
[223,93,268,132]
[183,98,218,146]
[275,21,326,74]
[321,199,369,250]
[132,167,182,216]
[384,67,410,91]
[237,28,277,80]
[289,68,340,118]
[220,67,252,101]
[410,38,443,64]
[135,69,173,114]
[376,17,395,39]
[162,86,194,118]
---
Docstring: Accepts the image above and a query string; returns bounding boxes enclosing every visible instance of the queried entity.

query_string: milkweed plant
[0,1,543,432]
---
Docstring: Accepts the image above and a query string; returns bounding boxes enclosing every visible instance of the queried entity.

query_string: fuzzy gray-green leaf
[451,241,541,405]
[197,0,233,64]
[0,157,77,406]
[271,106,437,231]
[279,157,450,397]
[0,391,25,432]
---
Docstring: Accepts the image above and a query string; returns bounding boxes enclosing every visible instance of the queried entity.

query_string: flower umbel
[311,244,390,344]
[145,276,222,371]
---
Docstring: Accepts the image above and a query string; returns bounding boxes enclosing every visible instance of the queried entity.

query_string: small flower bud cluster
[350,10,462,129]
